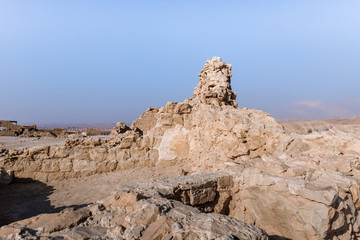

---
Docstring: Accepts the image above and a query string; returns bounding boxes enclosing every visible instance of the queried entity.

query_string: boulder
[0,168,13,184]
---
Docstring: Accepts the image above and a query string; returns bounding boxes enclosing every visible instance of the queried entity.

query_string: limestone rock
[110,122,131,138]
[118,172,360,240]
[0,174,269,240]
[0,168,13,184]
[131,107,160,133]
[189,56,238,108]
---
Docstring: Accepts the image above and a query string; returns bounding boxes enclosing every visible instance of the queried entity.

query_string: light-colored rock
[0,174,269,239]
[110,122,131,138]
[0,167,13,184]
[189,56,238,108]
[141,215,174,240]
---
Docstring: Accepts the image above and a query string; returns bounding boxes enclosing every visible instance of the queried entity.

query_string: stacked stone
[192,56,238,108]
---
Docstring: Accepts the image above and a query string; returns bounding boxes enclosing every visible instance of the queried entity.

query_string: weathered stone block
[59,159,73,172]
[73,160,96,172]
[96,160,117,173]
[89,147,108,161]
[189,188,217,206]
[41,159,60,172]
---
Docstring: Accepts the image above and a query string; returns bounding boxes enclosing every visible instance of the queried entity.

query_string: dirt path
[0,136,66,150]
[0,165,188,226]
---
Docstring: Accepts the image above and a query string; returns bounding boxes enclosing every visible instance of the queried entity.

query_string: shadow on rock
[0,178,87,227]
[269,235,292,240]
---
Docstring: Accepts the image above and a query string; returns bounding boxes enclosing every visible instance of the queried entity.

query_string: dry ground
[0,136,66,150]
[2,117,360,226]
[0,165,187,226]
[0,136,188,226]
[279,117,360,138]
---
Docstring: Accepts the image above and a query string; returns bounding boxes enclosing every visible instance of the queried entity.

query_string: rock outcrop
[0,174,269,240]
[2,172,359,239]
[123,172,360,239]
[0,167,13,184]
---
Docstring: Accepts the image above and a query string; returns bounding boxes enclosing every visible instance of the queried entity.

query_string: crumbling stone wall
[6,57,359,182]
[0,121,37,137]
[0,57,287,181]
[0,121,81,138]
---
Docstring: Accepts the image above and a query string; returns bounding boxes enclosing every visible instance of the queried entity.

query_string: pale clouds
[294,100,324,109]
[286,99,360,119]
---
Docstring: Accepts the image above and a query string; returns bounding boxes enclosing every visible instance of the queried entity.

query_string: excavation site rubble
[1,57,360,239]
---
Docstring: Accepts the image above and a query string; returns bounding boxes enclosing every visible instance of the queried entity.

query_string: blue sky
[1,1,359,124]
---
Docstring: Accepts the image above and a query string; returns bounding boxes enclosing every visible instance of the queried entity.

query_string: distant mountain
[35,123,116,130]
[277,118,314,123]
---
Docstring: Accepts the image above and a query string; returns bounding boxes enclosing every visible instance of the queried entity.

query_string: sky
[1,1,360,124]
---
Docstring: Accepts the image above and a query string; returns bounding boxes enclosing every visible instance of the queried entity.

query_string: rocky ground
[0,164,189,227]
[1,57,360,239]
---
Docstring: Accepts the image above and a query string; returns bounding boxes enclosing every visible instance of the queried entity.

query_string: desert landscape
[1,57,360,239]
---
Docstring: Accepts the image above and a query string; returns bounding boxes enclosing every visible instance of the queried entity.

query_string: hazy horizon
[1,1,360,124]
[14,112,360,128]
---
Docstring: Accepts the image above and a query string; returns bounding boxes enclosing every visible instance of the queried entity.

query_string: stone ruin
[188,56,238,108]
[0,120,83,138]
[0,121,37,137]
[1,57,360,239]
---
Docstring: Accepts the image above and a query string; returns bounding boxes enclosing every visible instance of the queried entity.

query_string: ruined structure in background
[0,121,37,137]
[1,57,360,239]
[0,120,84,138]
[84,127,101,136]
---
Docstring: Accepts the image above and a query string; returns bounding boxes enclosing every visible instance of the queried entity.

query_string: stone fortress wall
[0,57,286,182]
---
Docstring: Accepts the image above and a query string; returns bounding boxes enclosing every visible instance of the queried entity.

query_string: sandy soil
[48,165,187,207]
[0,136,66,150]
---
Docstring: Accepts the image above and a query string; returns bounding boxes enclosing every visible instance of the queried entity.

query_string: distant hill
[278,116,360,136]
[277,117,360,125]
[35,123,116,131]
